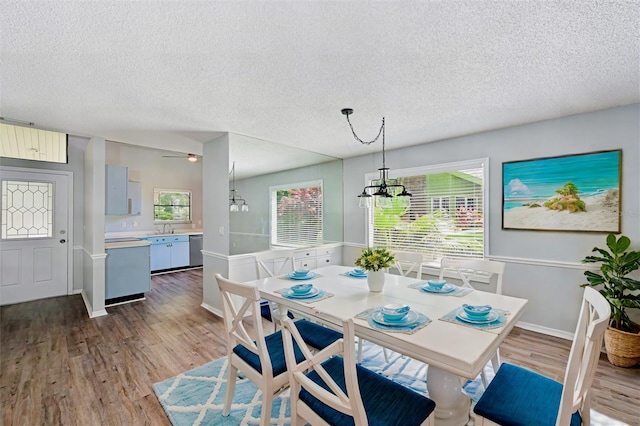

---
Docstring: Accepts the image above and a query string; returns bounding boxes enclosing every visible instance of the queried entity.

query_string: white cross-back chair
[439,257,505,294]
[254,249,296,279]
[281,316,436,426]
[473,286,611,426]
[439,257,506,387]
[254,249,296,330]
[215,273,342,425]
[393,251,424,279]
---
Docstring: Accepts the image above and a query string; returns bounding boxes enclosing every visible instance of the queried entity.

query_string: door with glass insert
[0,168,69,305]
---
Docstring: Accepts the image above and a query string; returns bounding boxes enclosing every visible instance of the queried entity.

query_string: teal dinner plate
[371,310,419,327]
[455,308,499,324]
[287,272,317,280]
[420,283,456,294]
[283,287,320,299]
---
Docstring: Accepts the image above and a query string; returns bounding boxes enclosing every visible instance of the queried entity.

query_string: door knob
[60,239,66,243]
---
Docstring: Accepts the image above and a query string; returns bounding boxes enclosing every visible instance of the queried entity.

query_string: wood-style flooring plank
[1,268,638,425]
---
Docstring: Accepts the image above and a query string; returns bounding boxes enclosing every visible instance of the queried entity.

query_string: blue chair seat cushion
[294,319,343,350]
[299,356,436,426]
[473,363,582,426]
[233,320,342,376]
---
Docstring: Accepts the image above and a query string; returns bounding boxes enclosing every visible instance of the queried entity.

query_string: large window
[153,189,192,223]
[367,159,487,261]
[271,180,323,247]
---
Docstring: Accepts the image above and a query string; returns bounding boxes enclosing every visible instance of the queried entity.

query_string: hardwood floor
[1,269,638,425]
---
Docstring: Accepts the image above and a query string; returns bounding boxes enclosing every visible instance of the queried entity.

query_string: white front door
[0,168,69,305]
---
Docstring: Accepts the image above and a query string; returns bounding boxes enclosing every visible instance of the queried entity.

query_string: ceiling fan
[161,153,199,162]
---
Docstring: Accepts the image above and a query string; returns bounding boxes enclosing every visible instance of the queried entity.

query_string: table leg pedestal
[426,366,470,426]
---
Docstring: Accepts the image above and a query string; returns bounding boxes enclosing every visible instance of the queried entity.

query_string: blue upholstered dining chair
[281,316,437,426]
[215,274,342,425]
[473,287,611,426]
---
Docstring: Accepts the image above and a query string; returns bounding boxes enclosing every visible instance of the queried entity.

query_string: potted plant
[581,234,640,367]
[355,247,395,292]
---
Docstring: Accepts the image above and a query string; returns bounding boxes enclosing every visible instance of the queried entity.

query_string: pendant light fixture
[229,161,249,212]
[341,108,411,208]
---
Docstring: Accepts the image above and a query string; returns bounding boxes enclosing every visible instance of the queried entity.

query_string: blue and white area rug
[153,342,628,426]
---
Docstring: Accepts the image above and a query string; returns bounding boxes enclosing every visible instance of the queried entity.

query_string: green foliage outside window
[154,190,191,222]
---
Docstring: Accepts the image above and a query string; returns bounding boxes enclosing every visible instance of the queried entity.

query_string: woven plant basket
[604,327,640,367]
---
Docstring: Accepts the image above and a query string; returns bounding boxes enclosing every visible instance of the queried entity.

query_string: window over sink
[153,188,192,223]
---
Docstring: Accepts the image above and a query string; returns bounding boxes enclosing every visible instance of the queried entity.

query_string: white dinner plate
[420,283,456,294]
[287,272,317,280]
[371,310,419,327]
[348,271,368,278]
[283,287,320,299]
[455,308,499,324]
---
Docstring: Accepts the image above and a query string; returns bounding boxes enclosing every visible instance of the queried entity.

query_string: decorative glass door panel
[1,180,54,239]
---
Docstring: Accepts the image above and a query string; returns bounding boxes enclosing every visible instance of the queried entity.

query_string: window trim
[270,179,323,248]
[153,188,192,224]
[364,158,489,258]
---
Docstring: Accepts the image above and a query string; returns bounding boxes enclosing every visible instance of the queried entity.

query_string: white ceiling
[1,1,639,175]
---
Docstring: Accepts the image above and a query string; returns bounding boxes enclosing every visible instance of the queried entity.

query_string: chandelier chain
[345,114,384,146]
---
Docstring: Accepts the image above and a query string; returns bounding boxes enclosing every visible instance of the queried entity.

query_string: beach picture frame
[502,149,621,233]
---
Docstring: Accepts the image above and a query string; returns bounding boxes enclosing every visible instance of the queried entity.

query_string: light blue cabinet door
[105,245,150,299]
[150,243,171,271]
[128,181,141,215]
[170,241,190,268]
[105,165,128,215]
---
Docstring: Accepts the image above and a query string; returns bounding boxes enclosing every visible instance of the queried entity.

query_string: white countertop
[104,228,203,240]
[105,240,151,249]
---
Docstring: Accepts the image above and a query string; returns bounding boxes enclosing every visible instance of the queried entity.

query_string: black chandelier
[341,108,411,208]
[229,161,249,212]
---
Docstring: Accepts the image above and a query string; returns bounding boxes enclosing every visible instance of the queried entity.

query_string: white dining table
[246,265,528,426]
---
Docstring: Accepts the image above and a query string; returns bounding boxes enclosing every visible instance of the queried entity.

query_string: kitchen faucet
[162,223,173,234]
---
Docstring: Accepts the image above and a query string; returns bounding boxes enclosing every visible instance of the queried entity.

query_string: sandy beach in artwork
[503,193,619,231]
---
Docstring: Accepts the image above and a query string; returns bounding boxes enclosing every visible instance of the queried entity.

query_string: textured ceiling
[1,1,639,174]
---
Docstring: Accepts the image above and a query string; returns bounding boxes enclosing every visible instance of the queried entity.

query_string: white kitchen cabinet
[145,235,190,271]
[105,165,128,215]
[294,246,342,270]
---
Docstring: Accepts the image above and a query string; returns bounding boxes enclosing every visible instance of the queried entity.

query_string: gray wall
[343,104,640,334]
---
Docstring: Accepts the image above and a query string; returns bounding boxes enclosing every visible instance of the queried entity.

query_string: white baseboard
[200,302,223,318]
[80,290,108,318]
[516,321,574,341]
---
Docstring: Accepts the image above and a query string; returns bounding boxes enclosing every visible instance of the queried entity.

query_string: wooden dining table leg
[426,365,471,426]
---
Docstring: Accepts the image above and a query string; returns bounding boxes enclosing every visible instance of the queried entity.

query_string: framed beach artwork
[502,149,621,233]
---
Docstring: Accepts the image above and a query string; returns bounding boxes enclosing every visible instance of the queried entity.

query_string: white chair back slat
[556,287,610,426]
[215,273,273,374]
[439,258,506,294]
[254,249,296,278]
[282,317,368,424]
[393,251,424,278]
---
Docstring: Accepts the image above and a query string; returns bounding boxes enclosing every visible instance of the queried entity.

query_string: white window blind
[367,159,487,261]
[271,180,323,247]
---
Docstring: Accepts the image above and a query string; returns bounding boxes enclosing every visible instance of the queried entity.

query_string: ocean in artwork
[503,151,620,209]
[502,150,621,232]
